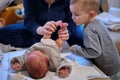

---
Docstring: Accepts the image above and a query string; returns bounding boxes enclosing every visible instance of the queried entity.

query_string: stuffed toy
[0,4,24,26]
[0,18,5,28]
[0,0,14,13]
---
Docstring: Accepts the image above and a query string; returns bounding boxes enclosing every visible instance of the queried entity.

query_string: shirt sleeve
[23,0,40,36]
[70,29,102,58]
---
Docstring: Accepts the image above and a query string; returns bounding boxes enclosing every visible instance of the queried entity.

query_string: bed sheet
[0,50,109,80]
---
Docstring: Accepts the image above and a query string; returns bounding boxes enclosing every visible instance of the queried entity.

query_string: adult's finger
[44,21,57,32]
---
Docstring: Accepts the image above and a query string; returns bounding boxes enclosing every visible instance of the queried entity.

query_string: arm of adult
[24,0,58,37]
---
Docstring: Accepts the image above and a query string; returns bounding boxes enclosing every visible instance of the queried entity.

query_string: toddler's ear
[89,11,96,20]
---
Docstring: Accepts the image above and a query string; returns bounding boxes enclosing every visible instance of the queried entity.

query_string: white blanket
[0,50,109,80]
[96,12,120,31]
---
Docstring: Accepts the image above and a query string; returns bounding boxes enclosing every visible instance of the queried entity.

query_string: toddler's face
[70,4,90,26]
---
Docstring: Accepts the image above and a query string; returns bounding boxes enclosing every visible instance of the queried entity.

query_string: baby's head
[70,0,99,25]
[25,50,49,79]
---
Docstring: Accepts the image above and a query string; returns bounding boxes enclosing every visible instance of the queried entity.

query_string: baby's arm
[10,54,27,71]
[56,58,71,78]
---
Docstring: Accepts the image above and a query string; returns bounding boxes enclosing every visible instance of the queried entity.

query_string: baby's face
[70,4,90,26]
[11,63,21,71]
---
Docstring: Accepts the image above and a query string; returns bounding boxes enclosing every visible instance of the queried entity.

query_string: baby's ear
[89,11,96,20]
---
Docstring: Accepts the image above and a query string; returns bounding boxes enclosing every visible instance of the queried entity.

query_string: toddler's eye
[74,13,80,16]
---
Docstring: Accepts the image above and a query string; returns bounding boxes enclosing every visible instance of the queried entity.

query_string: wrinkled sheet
[0,50,109,80]
[96,12,120,31]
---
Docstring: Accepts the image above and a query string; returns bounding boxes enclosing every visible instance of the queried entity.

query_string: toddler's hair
[70,0,100,13]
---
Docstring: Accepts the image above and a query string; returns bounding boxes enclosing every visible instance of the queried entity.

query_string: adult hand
[36,20,69,40]
[36,21,58,39]
[57,20,69,41]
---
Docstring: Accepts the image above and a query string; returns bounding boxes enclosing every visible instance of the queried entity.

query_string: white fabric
[0,50,109,80]
[108,7,120,18]
[96,12,120,31]
[8,62,87,80]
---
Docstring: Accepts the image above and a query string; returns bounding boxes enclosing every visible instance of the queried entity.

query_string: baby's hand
[59,67,69,78]
[11,63,21,71]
